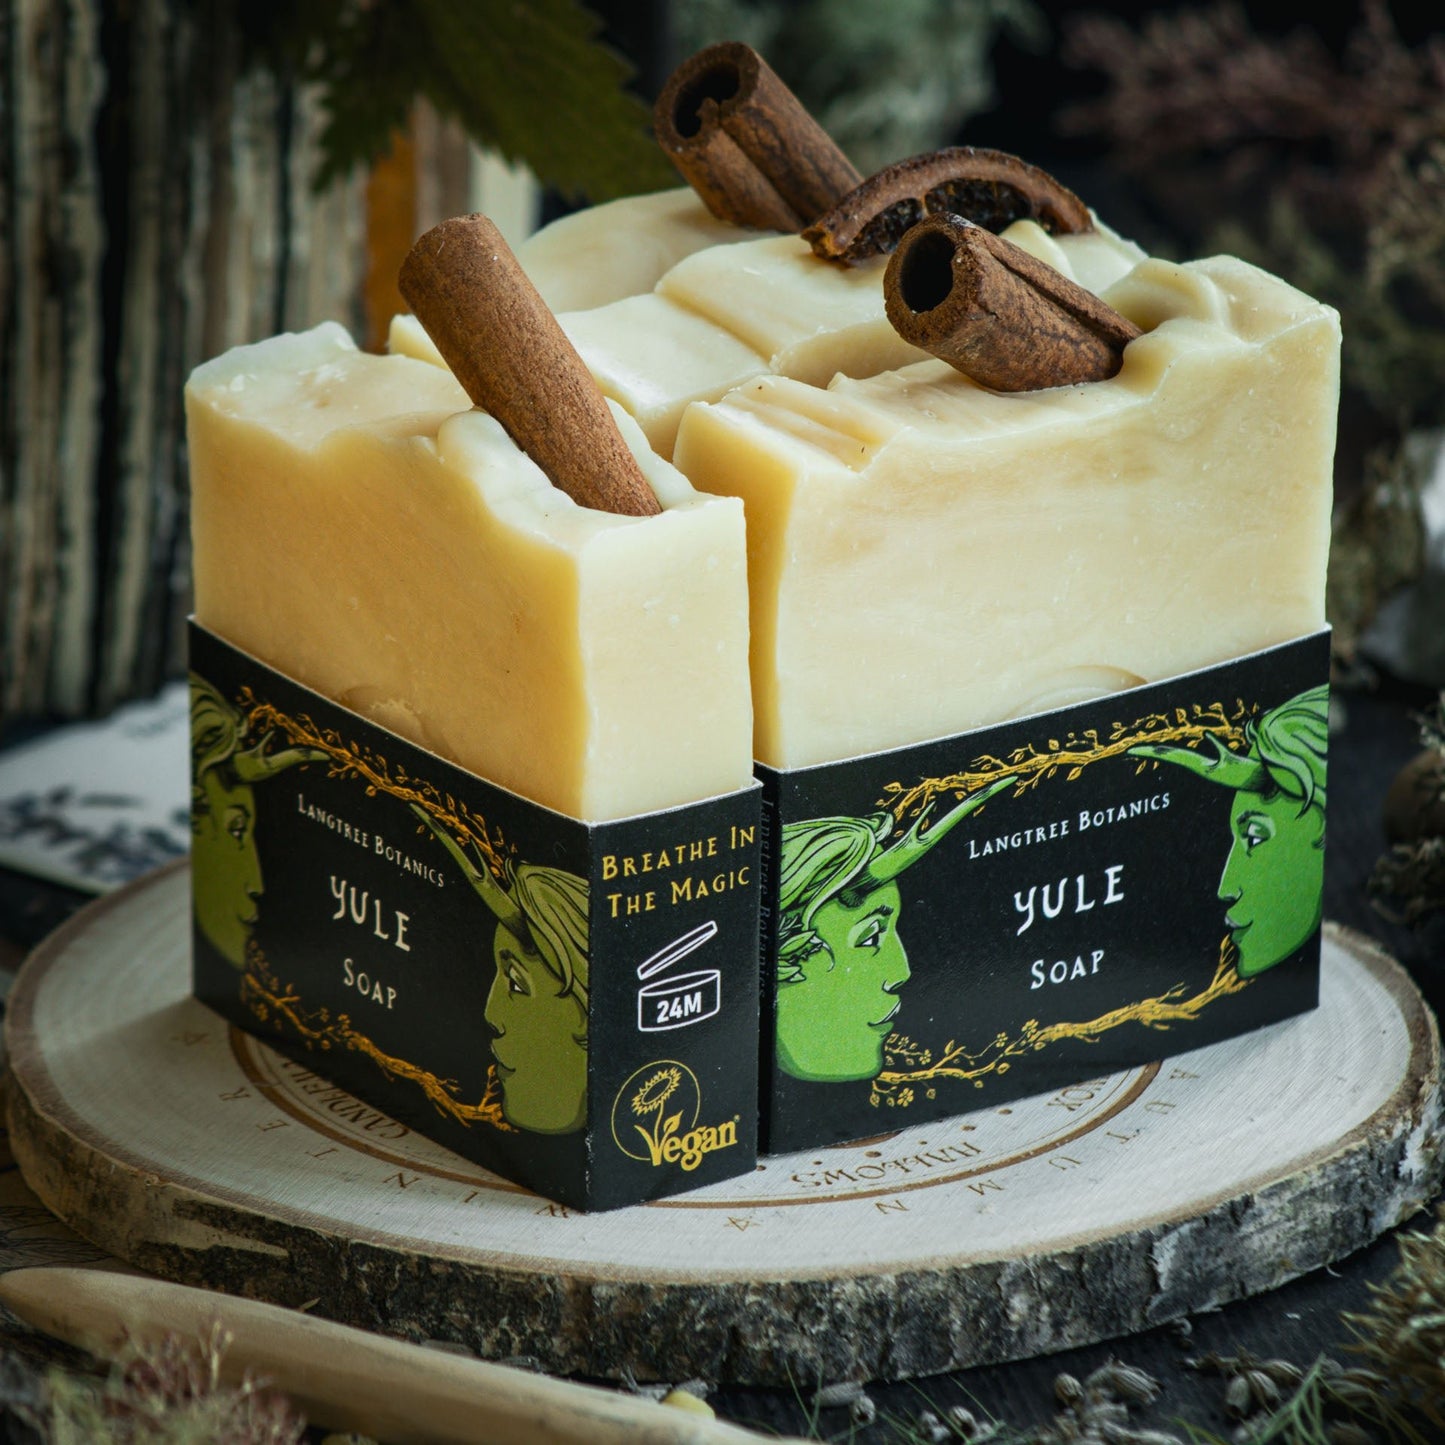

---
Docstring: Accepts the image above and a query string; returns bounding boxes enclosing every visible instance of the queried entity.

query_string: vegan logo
[610,1060,738,1172]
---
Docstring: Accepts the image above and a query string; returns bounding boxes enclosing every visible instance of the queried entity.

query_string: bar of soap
[515,187,749,313]
[672,254,1339,769]
[392,218,1144,460]
[187,323,752,821]
[994,217,1145,295]
[558,295,770,460]
[387,239,925,460]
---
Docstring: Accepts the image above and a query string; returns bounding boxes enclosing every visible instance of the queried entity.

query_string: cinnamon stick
[654,42,861,231]
[398,215,661,517]
[805,147,1094,265]
[884,214,1142,392]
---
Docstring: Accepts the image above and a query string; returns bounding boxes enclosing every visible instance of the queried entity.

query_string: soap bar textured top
[390,213,1144,460]
[187,323,752,821]
[672,255,1339,770]
[514,187,749,313]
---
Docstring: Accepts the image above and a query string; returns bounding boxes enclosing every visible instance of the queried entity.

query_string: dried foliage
[1371,138,1445,313]
[1062,1,1445,413]
[1060,2,1445,646]
[1063,1,1445,401]
[44,1325,306,1445]
[1346,1217,1445,1431]
[1371,698,1445,924]
[1186,1351,1434,1444]
[1174,1218,1445,1444]
[1372,835,1445,926]
[1323,439,1427,663]
[1063,3,1445,198]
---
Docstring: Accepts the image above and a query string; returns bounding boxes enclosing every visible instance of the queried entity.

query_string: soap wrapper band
[756,629,1331,1154]
[188,622,762,1212]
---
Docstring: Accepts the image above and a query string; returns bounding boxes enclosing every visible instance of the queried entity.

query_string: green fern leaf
[308,0,672,200]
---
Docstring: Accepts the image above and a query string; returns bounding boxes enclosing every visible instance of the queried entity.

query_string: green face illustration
[1128,685,1328,980]
[191,767,262,970]
[1219,787,1325,977]
[484,921,588,1134]
[776,880,909,1083]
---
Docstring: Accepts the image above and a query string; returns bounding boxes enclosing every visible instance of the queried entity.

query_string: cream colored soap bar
[390,220,1144,460]
[187,324,752,821]
[654,234,928,386]
[386,237,925,459]
[555,236,931,457]
[673,254,1338,770]
[997,217,1145,294]
[515,187,748,312]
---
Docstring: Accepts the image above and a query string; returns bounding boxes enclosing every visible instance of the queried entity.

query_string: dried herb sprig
[1347,1220,1445,1430]
[44,1325,307,1445]
[1060,1,1445,410]
[1063,2,1445,186]
[1371,697,1445,924]
[1061,0,1445,388]
[1324,438,1428,664]
[1373,835,1445,927]
[1185,1351,1431,1444]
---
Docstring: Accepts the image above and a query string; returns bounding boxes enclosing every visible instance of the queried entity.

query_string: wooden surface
[6,861,1441,1387]
[1,1,367,723]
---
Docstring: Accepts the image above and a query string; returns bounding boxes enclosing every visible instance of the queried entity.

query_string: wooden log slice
[6,862,1442,1385]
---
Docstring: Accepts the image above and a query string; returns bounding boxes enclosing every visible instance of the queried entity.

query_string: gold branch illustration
[879,700,1255,818]
[241,945,511,1131]
[240,693,507,876]
[871,939,1249,1107]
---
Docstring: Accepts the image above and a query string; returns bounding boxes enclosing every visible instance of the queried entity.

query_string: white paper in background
[0,682,190,893]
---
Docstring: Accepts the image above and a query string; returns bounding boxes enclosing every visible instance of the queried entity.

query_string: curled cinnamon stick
[805,147,1094,265]
[654,42,861,231]
[399,215,660,517]
[884,214,1141,392]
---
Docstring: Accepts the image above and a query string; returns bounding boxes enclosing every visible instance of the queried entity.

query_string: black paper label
[188,624,761,1210]
[757,632,1330,1152]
